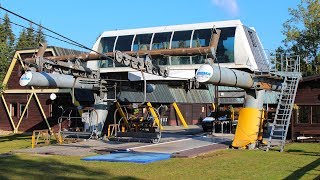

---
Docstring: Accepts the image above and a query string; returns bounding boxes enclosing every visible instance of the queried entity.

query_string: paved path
[129,135,232,154]
[14,126,234,157]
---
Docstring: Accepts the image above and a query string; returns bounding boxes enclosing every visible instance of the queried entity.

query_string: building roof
[301,74,320,82]
[15,46,85,56]
[117,84,279,104]
[100,20,243,37]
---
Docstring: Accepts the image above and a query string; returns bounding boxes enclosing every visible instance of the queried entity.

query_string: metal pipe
[19,71,100,90]
[24,46,218,63]
[195,64,282,91]
[196,64,254,89]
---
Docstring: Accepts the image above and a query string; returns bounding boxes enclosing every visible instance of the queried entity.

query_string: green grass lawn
[0,134,319,179]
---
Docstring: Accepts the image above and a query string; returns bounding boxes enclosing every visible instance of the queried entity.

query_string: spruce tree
[26,22,36,48]
[3,13,15,50]
[0,13,15,89]
[35,24,46,44]
[16,29,29,50]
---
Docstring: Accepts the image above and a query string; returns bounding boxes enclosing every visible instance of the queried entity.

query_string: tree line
[276,0,319,76]
[0,12,46,87]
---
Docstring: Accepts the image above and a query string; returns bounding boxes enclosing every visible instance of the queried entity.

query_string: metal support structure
[15,92,34,131]
[172,102,188,128]
[115,101,129,128]
[232,89,265,149]
[146,102,163,130]
[267,55,301,152]
[0,52,64,133]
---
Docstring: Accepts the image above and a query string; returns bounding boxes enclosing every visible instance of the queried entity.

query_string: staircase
[267,55,301,152]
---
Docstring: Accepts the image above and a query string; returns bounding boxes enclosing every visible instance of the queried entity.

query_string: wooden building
[291,75,320,139]
[0,47,83,133]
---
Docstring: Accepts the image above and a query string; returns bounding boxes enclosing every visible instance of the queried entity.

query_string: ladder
[267,55,301,152]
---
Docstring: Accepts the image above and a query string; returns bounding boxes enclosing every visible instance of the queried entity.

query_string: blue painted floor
[82,152,171,164]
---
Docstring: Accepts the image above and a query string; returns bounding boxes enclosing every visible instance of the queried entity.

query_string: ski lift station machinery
[20,20,301,151]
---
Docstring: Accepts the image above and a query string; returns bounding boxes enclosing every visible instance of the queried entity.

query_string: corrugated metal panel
[207,84,216,99]
[151,84,175,103]
[191,89,214,103]
[118,91,143,102]
[117,83,279,104]
[185,91,195,103]
[243,26,270,72]
[189,90,201,103]
[52,46,85,56]
[118,84,174,103]
[170,88,188,103]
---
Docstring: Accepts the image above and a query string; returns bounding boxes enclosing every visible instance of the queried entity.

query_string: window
[101,37,116,53]
[171,56,191,65]
[9,103,17,117]
[20,104,28,118]
[115,35,134,51]
[216,27,236,63]
[192,55,206,64]
[192,29,212,47]
[151,55,169,65]
[152,32,172,50]
[171,31,192,49]
[297,106,310,124]
[99,36,116,68]
[311,106,320,123]
[133,34,152,51]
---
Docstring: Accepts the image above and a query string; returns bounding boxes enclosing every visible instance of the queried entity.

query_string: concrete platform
[14,126,234,157]
[15,140,145,156]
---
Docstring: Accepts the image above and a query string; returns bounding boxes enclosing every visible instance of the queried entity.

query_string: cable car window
[171,56,191,65]
[133,34,152,51]
[152,32,172,50]
[171,31,192,49]
[192,29,212,47]
[101,36,116,53]
[216,27,236,63]
[115,35,134,51]
[99,36,117,68]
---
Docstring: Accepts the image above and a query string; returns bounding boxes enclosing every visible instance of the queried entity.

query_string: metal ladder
[267,55,301,152]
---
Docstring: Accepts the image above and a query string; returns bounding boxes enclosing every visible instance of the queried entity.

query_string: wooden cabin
[291,75,320,139]
[0,47,83,133]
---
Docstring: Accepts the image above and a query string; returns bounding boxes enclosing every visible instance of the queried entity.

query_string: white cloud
[212,0,239,17]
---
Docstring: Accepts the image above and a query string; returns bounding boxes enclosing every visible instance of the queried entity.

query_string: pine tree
[26,22,36,48]
[3,13,15,50]
[16,23,39,50]
[0,13,15,89]
[34,24,46,44]
[16,29,29,50]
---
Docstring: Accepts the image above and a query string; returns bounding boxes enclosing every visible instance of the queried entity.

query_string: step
[271,134,285,138]
[273,124,286,127]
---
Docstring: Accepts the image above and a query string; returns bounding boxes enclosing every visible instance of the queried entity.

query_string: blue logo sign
[20,77,30,81]
[197,71,211,76]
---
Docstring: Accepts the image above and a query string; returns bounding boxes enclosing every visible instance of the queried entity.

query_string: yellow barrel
[232,108,262,148]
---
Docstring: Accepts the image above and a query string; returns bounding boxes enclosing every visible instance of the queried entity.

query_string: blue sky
[0,0,300,52]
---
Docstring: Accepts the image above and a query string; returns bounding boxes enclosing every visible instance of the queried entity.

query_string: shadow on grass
[0,134,31,143]
[284,158,320,180]
[0,154,140,179]
[286,149,320,157]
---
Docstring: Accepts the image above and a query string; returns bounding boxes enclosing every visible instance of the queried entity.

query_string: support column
[232,89,265,149]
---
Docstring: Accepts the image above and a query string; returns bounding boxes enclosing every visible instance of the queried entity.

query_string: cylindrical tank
[19,71,100,90]
[231,107,262,148]
[195,64,254,89]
